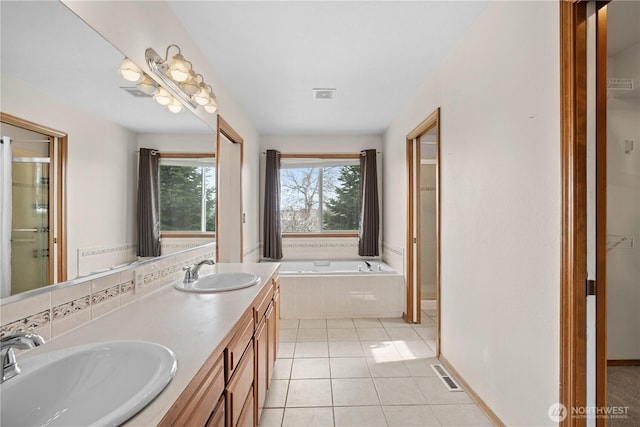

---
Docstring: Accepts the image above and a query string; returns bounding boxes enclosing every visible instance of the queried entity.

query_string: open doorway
[406,108,440,354]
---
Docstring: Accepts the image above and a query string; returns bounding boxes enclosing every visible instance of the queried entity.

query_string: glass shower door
[11,158,50,294]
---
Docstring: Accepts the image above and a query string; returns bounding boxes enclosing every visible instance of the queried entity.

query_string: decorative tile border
[244,244,262,258]
[121,281,134,294]
[79,243,137,258]
[382,242,403,257]
[52,296,91,320]
[0,310,51,338]
[282,242,359,248]
[92,285,120,306]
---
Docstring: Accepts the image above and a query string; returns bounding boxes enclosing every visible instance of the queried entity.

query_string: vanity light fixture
[145,44,218,114]
[118,45,218,115]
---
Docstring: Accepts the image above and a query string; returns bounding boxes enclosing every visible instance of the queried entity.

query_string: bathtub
[269,260,404,319]
[277,259,396,275]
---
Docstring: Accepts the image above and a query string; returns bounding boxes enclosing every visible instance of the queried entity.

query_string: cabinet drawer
[253,280,274,324]
[205,396,225,427]
[226,309,254,381]
[227,344,254,427]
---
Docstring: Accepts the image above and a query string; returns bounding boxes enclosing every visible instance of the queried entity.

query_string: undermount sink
[0,341,177,427]
[174,272,261,293]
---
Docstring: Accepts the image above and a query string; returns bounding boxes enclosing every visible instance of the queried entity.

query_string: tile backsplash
[0,244,215,340]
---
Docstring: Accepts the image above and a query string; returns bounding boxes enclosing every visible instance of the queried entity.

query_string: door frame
[559,1,608,425]
[405,107,440,355]
[216,115,244,262]
[0,112,67,283]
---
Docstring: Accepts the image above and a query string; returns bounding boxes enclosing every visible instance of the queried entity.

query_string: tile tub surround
[0,262,279,427]
[0,244,215,340]
[279,274,404,319]
[258,312,492,427]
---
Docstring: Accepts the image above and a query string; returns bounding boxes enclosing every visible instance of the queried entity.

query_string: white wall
[606,42,640,360]
[63,0,262,264]
[2,75,138,279]
[382,2,560,425]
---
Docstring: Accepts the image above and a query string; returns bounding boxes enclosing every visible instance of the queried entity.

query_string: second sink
[174,272,261,293]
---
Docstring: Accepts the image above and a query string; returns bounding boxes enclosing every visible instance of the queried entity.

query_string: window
[159,155,215,234]
[280,156,360,234]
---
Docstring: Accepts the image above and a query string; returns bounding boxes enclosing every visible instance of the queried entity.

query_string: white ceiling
[607,0,640,56]
[168,1,489,135]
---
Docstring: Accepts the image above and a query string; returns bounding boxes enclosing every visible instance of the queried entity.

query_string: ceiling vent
[312,88,336,100]
[607,78,634,90]
[120,86,153,98]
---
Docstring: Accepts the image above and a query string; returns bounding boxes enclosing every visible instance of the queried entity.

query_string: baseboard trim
[439,354,505,427]
[607,359,640,366]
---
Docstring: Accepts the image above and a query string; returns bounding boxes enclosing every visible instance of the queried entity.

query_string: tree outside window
[159,157,215,233]
[280,158,360,233]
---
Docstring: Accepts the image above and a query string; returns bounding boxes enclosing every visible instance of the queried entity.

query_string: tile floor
[259,305,493,427]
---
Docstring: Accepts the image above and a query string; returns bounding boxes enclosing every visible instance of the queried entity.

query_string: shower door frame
[1,112,68,283]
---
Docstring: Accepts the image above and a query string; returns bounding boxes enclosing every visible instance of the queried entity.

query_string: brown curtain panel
[137,148,161,257]
[359,149,379,256]
[263,149,283,259]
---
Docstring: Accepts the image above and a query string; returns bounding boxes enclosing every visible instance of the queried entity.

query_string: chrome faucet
[182,259,215,283]
[1,332,45,383]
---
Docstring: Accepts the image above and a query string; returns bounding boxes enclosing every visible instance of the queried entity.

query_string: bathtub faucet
[363,261,373,271]
[1,332,45,383]
[183,259,215,283]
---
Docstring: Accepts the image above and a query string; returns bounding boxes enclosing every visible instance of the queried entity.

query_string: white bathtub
[277,259,396,275]
[269,260,404,319]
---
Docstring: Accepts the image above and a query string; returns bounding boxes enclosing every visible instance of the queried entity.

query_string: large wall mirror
[0,1,216,299]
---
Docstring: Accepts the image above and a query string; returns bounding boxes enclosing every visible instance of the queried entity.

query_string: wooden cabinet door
[272,286,280,363]
[205,396,225,427]
[226,344,254,427]
[266,303,276,387]
[255,316,269,423]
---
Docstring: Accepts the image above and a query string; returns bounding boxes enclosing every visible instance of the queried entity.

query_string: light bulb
[153,87,172,106]
[193,85,211,106]
[179,71,200,95]
[167,99,183,113]
[118,58,142,82]
[203,97,218,114]
[136,75,158,95]
[168,53,190,82]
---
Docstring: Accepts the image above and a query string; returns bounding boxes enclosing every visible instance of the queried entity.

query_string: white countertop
[21,262,279,426]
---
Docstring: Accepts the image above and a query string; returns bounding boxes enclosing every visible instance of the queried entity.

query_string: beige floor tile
[330,358,370,378]
[373,377,427,405]
[328,328,359,341]
[299,318,327,329]
[259,408,284,427]
[383,405,442,427]
[334,406,388,427]
[415,376,474,404]
[332,378,380,406]
[279,328,298,342]
[296,328,328,342]
[294,342,329,358]
[278,342,295,358]
[404,357,439,377]
[280,319,300,329]
[329,341,364,358]
[353,318,383,328]
[430,404,492,426]
[356,327,390,340]
[327,318,355,329]
[393,340,436,360]
[291,358,331,379]
[367,358,412,378]
[413,326,436,340]
[286,379,333,407]
[282,407,334,427]
[420,316,436,326]
[272,358,293,380]
[264,380,289,408]
[360,340,403,361]
[385,327,422,341]
[379,318,412,328]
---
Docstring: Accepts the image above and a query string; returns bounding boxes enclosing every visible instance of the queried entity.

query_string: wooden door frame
[405,108,440,355]
[0,112,67,283]
[216,115,244,262]
[559,1,608,425]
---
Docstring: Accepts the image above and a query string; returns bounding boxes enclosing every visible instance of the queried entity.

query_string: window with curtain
[280,157,360,234]
[159,155,216,234]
